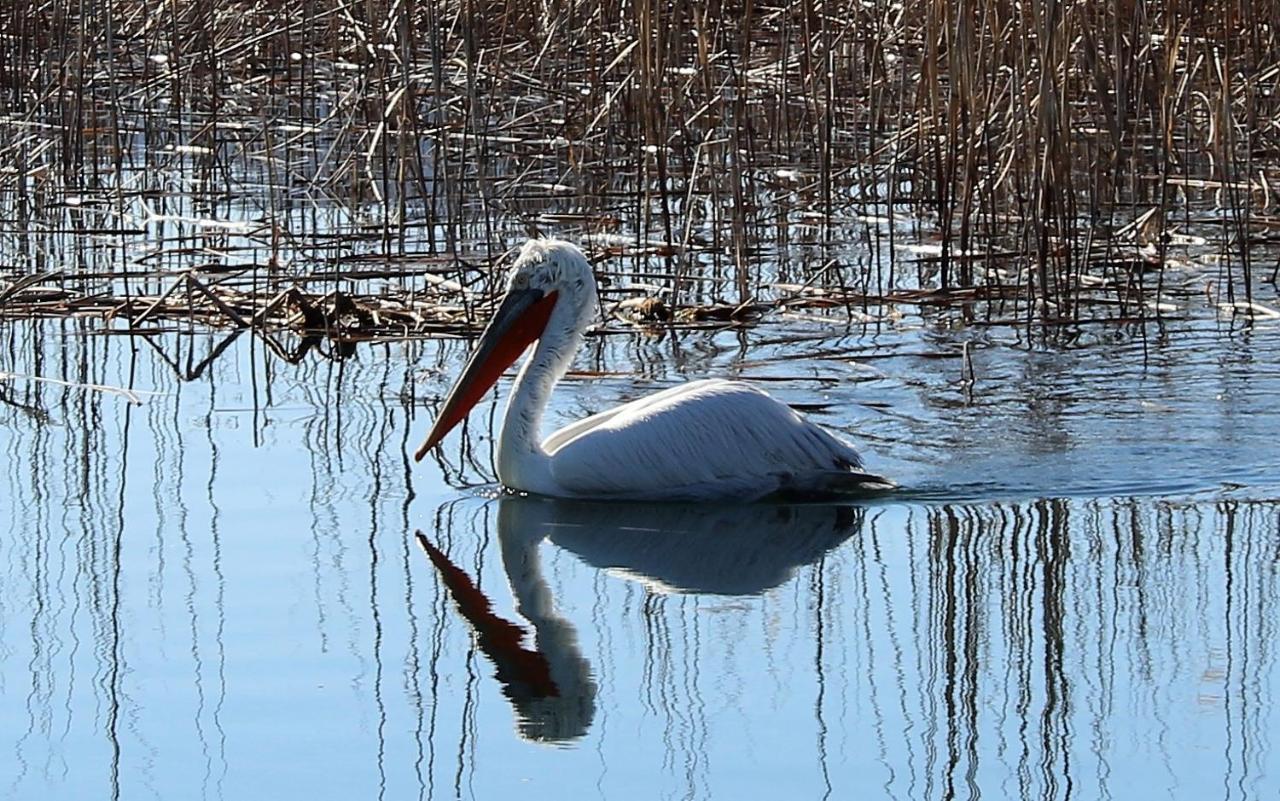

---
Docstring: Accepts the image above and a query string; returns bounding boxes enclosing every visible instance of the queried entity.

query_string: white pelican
[414,239,892,501]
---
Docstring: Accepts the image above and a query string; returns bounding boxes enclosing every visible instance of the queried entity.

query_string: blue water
[1,317,1279,799]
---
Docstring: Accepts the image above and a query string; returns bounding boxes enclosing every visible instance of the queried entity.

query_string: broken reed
[1,0,1277,329]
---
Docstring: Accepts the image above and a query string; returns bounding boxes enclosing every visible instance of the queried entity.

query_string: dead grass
[2,0,1279,343]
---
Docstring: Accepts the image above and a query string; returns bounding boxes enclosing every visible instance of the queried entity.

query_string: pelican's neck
[496,317,581,492]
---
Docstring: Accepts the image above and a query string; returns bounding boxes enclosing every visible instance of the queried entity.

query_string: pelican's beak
[414,287,559,462]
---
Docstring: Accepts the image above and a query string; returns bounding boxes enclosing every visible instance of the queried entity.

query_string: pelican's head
[414,239,599,462]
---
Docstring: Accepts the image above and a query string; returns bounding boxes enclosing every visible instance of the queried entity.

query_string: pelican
[414,238,892,501]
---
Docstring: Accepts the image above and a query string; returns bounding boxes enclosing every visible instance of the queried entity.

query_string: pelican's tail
[771,469,897,501]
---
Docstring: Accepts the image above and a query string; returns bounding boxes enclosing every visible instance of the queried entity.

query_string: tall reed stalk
[0,0,1276,327]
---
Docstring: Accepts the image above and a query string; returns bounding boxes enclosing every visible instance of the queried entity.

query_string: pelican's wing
[541,380,714,453]
[546,379,874,501]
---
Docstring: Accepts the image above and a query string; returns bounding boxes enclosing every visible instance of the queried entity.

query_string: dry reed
[2,0,1279,344]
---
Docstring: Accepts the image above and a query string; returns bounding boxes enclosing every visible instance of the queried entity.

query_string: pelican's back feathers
[546,379,887,501]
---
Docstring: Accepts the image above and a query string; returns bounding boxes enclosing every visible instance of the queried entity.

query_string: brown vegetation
[2,0,1279,340]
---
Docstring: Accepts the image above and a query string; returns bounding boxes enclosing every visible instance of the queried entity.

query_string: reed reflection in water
[0,322,1278,799]
[414,495,1280,799]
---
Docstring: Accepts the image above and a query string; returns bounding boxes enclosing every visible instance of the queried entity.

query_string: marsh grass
[1,0,1279,344]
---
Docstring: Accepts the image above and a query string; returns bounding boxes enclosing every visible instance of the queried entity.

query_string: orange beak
[414,288,559,462]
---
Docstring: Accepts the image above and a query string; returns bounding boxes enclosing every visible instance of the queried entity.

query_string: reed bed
[2,0,1279,346]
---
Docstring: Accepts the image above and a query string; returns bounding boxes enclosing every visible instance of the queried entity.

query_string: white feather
[547,379,872,500]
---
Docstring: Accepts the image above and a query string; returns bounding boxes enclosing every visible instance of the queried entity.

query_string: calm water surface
[2,316,1279,800]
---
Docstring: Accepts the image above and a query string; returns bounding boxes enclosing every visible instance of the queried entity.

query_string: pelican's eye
[510,273,529,290]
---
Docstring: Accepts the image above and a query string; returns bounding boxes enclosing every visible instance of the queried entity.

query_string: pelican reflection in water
[416,495,866,743]
[414,238,892,501]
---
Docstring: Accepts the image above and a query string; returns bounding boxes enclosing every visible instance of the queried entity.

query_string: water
[2,314,1279,800]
